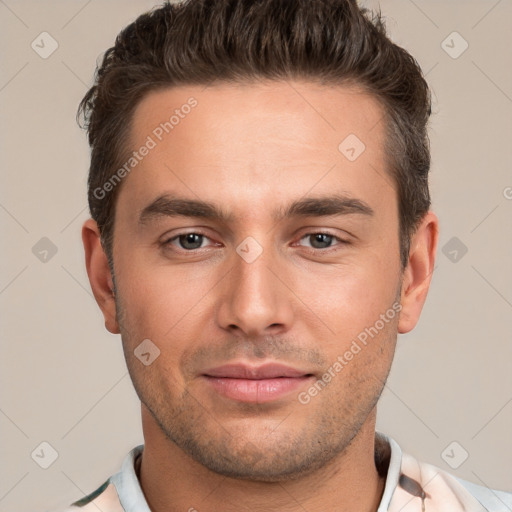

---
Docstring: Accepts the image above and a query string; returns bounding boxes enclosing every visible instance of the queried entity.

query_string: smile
[201,363,315,403]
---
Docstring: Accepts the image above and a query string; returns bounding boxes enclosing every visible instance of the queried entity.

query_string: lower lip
[202,376,312,403]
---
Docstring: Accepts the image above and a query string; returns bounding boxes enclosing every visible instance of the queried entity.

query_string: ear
[398,211,439,334]
[82,218,120,334]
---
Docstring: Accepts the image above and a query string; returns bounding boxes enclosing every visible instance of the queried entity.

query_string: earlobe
[82,218,120,334]
[397,211,439,334]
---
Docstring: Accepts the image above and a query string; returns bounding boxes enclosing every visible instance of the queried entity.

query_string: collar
[110,431,403,511]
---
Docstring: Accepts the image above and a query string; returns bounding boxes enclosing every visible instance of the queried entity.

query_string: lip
[201,363,314,403]
[203,363,310,379]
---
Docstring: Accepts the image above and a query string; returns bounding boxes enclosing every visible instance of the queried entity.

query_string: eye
[297,232,348,250]
[164,232,213,251]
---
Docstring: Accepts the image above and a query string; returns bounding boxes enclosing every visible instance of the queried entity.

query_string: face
[88,81,423,481]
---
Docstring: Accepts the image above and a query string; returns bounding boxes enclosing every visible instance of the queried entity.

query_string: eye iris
[310,233,333,249]
[179,233,203,250]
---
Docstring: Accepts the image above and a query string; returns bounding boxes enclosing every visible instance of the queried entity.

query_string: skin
[83,80,438,512]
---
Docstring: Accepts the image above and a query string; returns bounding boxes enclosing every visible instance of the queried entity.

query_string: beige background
[1,1,511,511]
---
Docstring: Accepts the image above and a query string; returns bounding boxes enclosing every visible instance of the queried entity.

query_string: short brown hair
[78,0,432,270]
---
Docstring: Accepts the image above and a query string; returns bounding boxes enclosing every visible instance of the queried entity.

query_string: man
[65,0,510,510]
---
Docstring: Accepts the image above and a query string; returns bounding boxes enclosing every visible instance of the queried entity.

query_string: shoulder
[52,480,124,512]
[396,451,512,512]
[51,445,144,512]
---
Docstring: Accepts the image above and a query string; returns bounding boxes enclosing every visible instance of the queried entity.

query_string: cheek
[292,256,400,349]
[114,254,217,344]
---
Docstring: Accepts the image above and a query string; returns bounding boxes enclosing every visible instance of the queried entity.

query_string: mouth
[201,363,315,403]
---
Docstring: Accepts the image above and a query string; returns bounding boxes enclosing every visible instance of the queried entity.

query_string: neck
[138,406,386,512]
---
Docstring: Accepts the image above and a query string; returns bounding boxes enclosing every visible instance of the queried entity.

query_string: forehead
[119,80,394,222]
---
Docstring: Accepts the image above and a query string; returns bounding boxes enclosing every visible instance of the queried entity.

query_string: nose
[216,243,295,338]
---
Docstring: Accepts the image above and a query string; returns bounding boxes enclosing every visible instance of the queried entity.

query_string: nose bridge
[216,238,293,336]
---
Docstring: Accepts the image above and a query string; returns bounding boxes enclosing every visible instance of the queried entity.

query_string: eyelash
[161,231,350,253]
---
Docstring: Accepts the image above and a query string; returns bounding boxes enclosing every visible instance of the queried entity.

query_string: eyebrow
[138,193,374,225]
